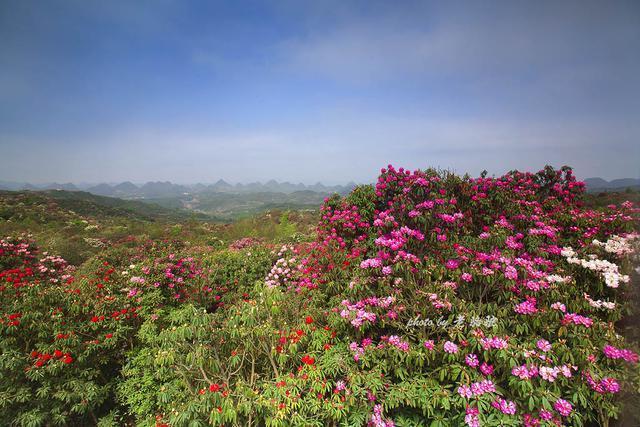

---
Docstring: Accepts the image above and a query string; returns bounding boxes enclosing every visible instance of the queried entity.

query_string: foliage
[1,165,639,426]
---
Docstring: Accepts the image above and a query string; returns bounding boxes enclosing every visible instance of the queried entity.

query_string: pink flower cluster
[505,235,524,250]
[602,345,639,363]
[129,276,145,285]
[553,398,572,417]
[479,362,494,376]
[415,200,435,209]
[384,335,410,352]
[360,258,383,269]
[492,398,517,415]
[426,293,452,311]
[465,354,479,368]
[265,245,297,288]
[445,259,459,270]
[340,296,396,328]
[562,313,593,328]
[528,222,558,239]
[512,364,539,380]
[504,265,518,280]
[511,364,575,382]
[443,341,459,354]
[514,297,538,315]
[373,211,397,228]
[536,339,551,352]
[229,237,262,250]
[480,336,509,350]
[464,406,480,427]
[562,312,593,327]
[583,371,620,394]
[539,365,574,382]
[368,404,395,427]
[320,204,369,239]
[458,379,496,398]
[438,212,464,223]
[349,338,374,362]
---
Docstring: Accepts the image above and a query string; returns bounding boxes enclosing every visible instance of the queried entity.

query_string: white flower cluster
[121,264,137,276]
[584,293,616,310]
[265,244,297,288]
[592,233,639,256]
[561,244,630,288]
[545,274,571,284]
[83,237,106,248]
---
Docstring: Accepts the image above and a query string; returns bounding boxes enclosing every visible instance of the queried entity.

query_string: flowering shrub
[0,237,138,426]
[1,165,639,426]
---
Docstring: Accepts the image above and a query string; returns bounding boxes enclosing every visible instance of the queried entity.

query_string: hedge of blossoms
[0,236,275,426]
[1,165,639,427]
[259,165,638,427]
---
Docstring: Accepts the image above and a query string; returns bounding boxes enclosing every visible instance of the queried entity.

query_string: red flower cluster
[301,355,315,365]
[31,350,73,367]
[5,312,22,326]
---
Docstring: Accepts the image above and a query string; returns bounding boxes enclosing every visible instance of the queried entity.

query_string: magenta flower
[601,377,620,393]
[514,297,538,315]
[369,404,395,427]
[512,364,538,380]
[504,265,518,280]
[444,341,459,354]
[479,362,494,375]
[387,335,409,352]
[539,366,559,382]
[464,406,480,427]
[603,344,639,363]
[553,398,572,417]
[539,409,554,420]
[492,398,516,415]
[445,259,459,270]
[536,339,551,352]
[465,354,479,368]
[458,384,473,398]
[562,313,593,327]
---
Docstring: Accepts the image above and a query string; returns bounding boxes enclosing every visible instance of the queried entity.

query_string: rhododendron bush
[1,165,639,426]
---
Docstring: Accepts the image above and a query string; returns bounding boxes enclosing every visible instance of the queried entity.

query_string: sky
[1,0,639,184]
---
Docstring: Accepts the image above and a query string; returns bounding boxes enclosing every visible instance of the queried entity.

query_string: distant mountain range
[2,177,637,198]
[0,179,358,199]
[584,177,640,192]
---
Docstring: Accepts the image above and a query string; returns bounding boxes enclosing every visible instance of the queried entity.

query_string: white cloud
[3,108,636,183]
[277,1,640,84]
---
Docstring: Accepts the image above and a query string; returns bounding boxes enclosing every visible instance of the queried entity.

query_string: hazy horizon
[1,0,639,183]
[1,171,640,188]
[0,177,362,187]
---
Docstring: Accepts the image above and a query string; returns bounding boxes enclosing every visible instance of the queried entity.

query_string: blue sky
[1,0,638,184]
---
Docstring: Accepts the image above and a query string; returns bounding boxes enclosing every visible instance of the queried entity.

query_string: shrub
[1,165,638,426]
